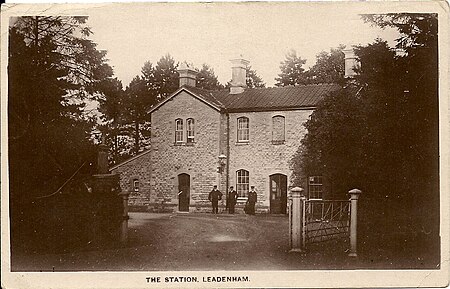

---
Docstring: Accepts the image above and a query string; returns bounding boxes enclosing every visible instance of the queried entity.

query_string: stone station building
[111,51,358,213]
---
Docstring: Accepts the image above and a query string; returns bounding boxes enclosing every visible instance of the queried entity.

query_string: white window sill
[174,142,196,146]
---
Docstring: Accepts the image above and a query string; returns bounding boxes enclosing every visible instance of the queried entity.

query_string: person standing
[247,186,257,215]
[208,185,222,214]
[227,186,238,214]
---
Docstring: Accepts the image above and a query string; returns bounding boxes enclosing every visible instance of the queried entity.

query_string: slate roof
[187,84,341,112]
[149,83,343,114]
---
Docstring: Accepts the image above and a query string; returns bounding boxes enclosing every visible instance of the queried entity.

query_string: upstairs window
[186,118,195,143]
[237,117,249,142]
[175,119,183,143]
[272,115,285,144]
[236,169,249,197]
[308,176,323,200]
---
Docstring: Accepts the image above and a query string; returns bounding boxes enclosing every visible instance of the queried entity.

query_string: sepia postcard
[1,1,449,288]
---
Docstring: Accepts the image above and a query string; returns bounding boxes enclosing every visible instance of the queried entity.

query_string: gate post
[348,188,362,257]
[119,191,130,244]
[289,187,306,252]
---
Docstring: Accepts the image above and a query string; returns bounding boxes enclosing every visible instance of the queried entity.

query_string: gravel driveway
[11,212,437,271]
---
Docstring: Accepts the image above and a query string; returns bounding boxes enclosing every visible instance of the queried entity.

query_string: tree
[306,45,345,84]
[196,63,224,90]
[290,88,366,197]
[275,49,308,86]
[152,54,179,99]
[292,14,439,247]
[122,55,179,156]
[246,66,266,88]
[361,14,439,225]
[97,77,127,163]
[123,76,153,154]
[8,16,114,199]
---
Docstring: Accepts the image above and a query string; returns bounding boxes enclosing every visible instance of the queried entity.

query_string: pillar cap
[290,187,305,197]
[349,188,362,194]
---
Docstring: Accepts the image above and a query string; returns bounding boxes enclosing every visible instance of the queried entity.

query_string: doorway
[178,173,190,212]
[270,174,287,214]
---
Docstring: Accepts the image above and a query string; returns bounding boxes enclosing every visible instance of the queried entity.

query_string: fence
[289,187,361,256]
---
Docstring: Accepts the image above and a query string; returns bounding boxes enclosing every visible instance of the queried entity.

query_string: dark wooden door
[270,174,287,214]
[178,173,190,212]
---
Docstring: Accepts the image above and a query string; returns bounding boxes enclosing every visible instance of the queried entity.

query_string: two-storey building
[111,52,357,213]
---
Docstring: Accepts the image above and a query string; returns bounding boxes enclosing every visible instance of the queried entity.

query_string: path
[11,212,436,271]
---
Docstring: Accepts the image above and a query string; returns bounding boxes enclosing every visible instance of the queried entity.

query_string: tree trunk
[134,121,140,154]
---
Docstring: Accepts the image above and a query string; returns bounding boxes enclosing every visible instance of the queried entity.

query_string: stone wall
[150,90,223,211]
[228,109,313,212]
[110,151,151,210]
[114,89,314,213]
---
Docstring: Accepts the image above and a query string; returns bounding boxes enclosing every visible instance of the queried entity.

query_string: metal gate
[303,200,350,245]
[289,187,361,255]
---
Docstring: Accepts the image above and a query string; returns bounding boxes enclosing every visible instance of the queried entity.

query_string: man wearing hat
[227,186,238,214]
[208,185,222,214]
[247,186,257,215]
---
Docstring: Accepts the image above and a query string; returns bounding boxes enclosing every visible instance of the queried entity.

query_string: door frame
[177,173,190,212]
[269,173,288,214]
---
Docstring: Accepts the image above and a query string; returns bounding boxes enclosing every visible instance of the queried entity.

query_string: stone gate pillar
[90,142,123,245]
[119,191,130,244]
[348,188,362,257]
[289,187,306,252]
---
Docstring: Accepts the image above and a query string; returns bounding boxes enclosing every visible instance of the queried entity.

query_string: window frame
[236,169,249,198]
[272,115,286,144]
[186,118,195,143]
[237,117,249,143]
[308,175,323,200]
[133,179,139,192]
[175,118,184,143]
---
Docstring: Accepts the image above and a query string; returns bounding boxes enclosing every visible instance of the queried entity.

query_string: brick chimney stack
[177,63,198,87]
[229,57,249,94]
[343,46,359,78]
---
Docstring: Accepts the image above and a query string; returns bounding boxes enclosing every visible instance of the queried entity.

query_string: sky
[85,3,400,88]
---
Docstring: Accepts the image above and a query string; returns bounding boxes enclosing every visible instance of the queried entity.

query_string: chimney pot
[343,47,360,78]
[177,64,198,87]
[230,58,249,94]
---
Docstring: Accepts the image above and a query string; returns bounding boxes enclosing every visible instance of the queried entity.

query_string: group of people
[208,185,257,215]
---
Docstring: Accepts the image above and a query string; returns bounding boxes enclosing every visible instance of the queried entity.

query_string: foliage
[361,14,438,50]
[150,54,179,99]
[292,13,439,235]
[246,66,266,88]
[274,49,308,86]
[196,63,224,90]
[96,77,133,162]
[123,76,153,154]
[291,88,365,198]
[275,46,345,87]
[104,54,179,158]
[8,16,114,199]
[306,45,345,85]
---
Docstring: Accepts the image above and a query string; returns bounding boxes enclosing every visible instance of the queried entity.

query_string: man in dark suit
[227,186,238,214]
[208,185,222,214]
[247,186,257,215]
